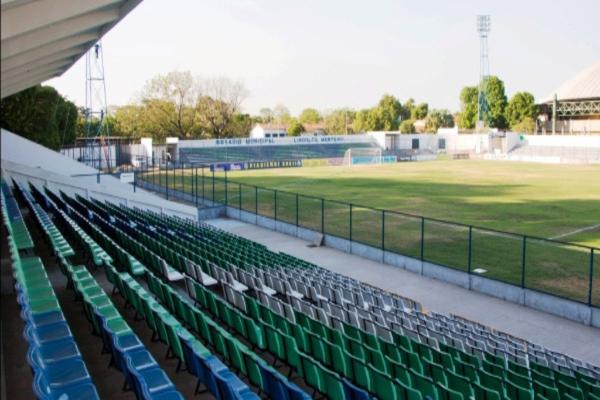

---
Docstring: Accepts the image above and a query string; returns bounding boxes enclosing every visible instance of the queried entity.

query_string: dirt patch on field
[531,276,590,302]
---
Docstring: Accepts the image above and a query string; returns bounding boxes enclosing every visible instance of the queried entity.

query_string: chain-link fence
[135,163,599,307]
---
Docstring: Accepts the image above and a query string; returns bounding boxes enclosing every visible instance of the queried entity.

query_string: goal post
[343,147,383,167]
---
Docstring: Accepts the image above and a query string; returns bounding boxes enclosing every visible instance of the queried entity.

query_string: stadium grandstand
[537,62,600,135]
[179,139,381,165]
[2,2,600,400]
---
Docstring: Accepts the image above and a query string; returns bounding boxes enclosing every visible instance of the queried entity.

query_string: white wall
[2,129,100,176]
[522,134,600,148]
[1,130,197,219]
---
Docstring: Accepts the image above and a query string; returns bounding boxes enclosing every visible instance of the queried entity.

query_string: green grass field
[139,159,600,305]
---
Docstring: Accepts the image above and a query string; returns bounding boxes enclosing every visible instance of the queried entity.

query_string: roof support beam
[1,58,74,81]
[1,33,97,72]
[1,0,121,40]
[1,9,120,60]
[1,68,63,98]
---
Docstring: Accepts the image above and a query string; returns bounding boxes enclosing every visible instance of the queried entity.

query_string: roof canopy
[543,62,600,103]
[1,0,141,99]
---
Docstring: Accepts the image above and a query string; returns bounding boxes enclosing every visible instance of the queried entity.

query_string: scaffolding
[83,42,112,171]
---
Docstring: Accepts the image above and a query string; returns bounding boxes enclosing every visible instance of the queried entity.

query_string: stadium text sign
[178,135,375,148]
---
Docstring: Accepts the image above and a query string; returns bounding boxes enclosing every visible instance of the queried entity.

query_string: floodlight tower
[476,15,490,129]
[83,41,112,171]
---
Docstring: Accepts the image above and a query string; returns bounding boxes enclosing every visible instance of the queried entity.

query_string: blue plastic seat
[258,362,287,400]
[37,358,92,391]
[126,349,159,371]
[215,369,258,400]
[132,366,176,398]
[49,381,100,400]
[342,378,372,400]
[146,389,186,400]
[27,338,81,368]
[198,355,228,398]
[26,321,72,346]
[27,310,66,327]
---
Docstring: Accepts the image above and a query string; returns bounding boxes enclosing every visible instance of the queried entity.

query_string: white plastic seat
[284,281,303,300]
[161,259,184,282]
[197,268,218,287]
[226,271,248,292]
[254,277,277,296]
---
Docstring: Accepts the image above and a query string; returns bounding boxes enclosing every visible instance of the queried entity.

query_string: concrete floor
[207,218,600,366]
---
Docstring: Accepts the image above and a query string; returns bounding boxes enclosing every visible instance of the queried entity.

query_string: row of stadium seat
[16,180,187,399]
[23,181,600,399]
[179,142,381,164]
[2,181,99,399]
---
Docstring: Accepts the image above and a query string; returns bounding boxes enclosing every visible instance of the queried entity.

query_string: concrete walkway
[207,218,600,366]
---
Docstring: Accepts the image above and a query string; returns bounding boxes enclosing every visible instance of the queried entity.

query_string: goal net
[343,147,383,167]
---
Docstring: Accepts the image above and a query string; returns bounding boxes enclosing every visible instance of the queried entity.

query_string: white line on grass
[550,223,600,240]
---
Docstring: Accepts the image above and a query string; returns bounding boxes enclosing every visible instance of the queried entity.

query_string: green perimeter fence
[134,164,599,308]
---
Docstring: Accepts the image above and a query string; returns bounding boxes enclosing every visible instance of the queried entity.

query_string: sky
[45,0,600,115]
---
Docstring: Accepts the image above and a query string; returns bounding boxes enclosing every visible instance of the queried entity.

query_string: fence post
[321,198,325,233]
[381,210,385,251]
[190,164,194,202]
[194,167,198,207]
[349,204,353,242]
[521,236,527,288]
[212,169,215,203]
[255,186,258,215]
[295,193,299,227]
[201,167,205,204]
[589,249,595,306]
[274,190,278,221]
[224,171,228,206]
[420,217,425,261]
[239,183,242,211]
[468,226,473,274]
[165,165,169,200]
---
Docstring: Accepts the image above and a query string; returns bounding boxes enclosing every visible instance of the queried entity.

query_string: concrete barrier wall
[218,206,600,327]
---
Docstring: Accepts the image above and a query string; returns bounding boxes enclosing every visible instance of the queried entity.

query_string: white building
[249,124,288,139]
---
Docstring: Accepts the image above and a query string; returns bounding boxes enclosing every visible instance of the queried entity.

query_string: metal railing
[134,163,599,307]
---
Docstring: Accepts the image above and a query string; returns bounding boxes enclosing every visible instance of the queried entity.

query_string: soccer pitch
[225,160,600,247]
[141,159,600,305]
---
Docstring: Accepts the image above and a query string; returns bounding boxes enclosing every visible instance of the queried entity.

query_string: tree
[425,109,454,132]
[482,76,508,129]
[140,71,200,138]
[375,94,403,130]
[506,92,536,129]
[287,119,305,136]
[298,108,322,124]
[511,117,536,133]
[457,86,478,129]
[272,104,292,125]
[352,109,373,132]
[324,108,354,134]
[259,107,274,123]
[399,119,416,133]
[412,102,429,120]
[229,113,254,137]
[195,77,249,138]
[402,98,415,120]
[111,105,148,138]
[0,85,77,150]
